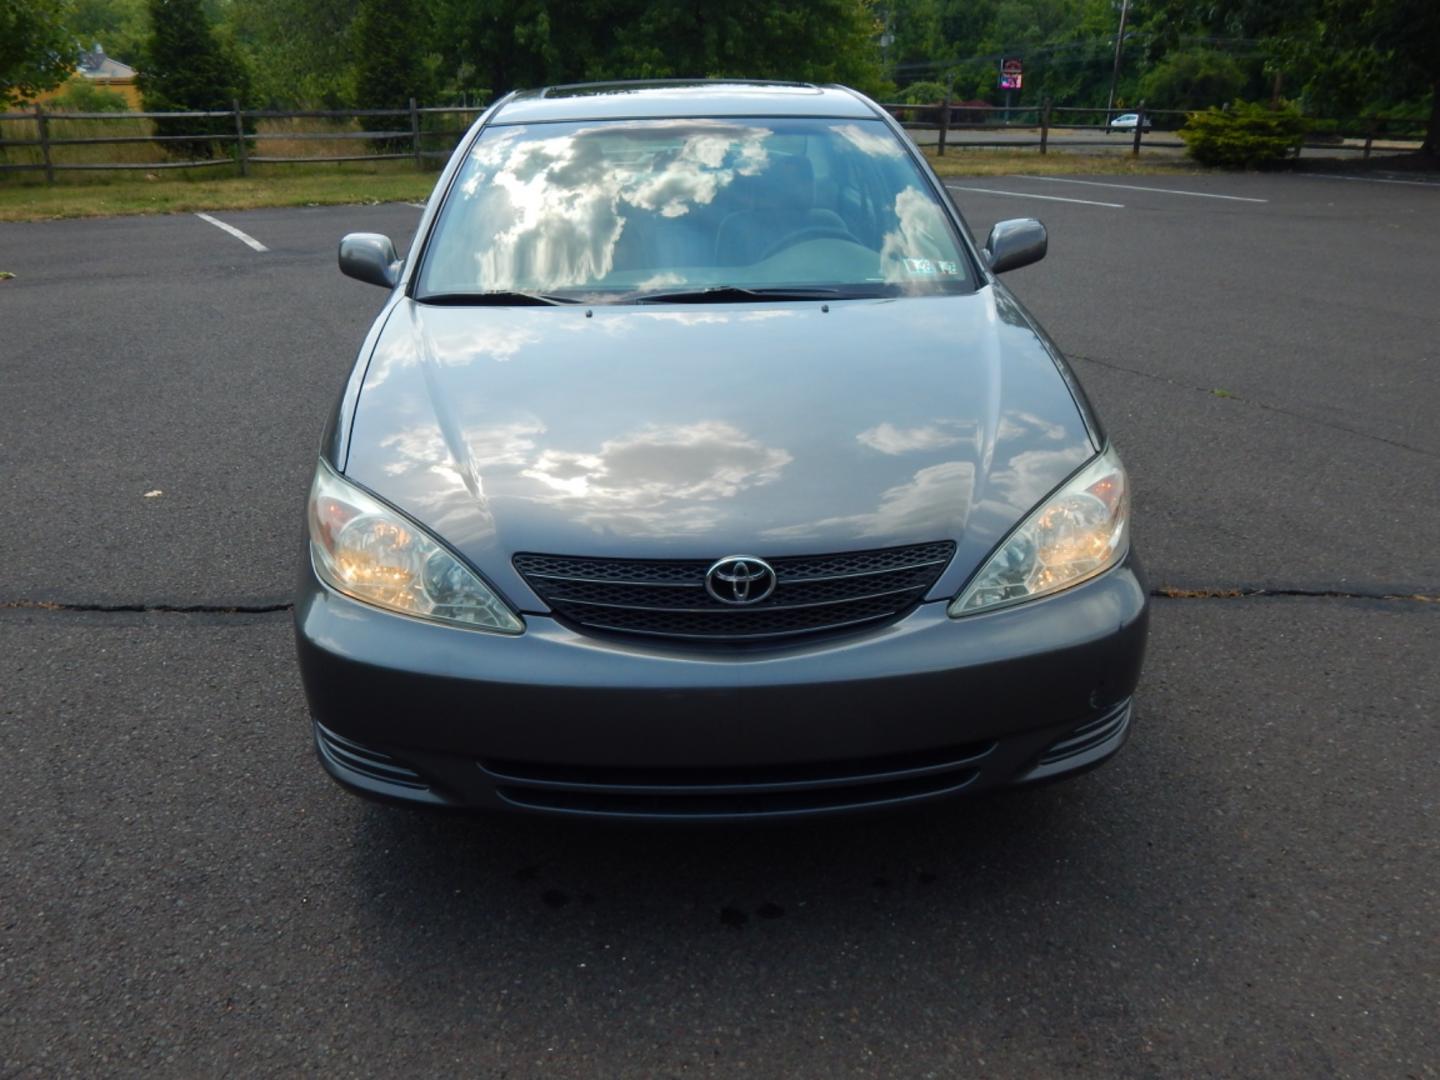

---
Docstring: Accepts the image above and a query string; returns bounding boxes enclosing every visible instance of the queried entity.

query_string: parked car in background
[295,80,1149,821]
[1108,112,1152,133]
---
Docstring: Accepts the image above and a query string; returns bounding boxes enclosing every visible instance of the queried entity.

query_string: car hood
[343,288,1097,610]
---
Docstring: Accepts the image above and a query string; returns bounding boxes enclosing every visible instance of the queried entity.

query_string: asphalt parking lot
[2,171,1437,1077]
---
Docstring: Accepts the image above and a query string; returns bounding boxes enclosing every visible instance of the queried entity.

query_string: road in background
[2,175,1437,1076]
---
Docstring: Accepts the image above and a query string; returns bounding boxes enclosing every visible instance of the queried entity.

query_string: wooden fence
[0,99,1426,181]
[881,100,1426,160]
[0,101,485,181]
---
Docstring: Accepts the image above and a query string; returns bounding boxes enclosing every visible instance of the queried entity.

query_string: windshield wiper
[627,285,851,304]
[418,290,581,306]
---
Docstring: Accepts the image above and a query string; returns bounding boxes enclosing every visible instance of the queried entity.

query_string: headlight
[950,445,1129,616]
[307,461,523,633]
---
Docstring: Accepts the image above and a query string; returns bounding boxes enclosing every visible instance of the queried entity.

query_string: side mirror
[984,218,1047,274]
[338,233,402,288]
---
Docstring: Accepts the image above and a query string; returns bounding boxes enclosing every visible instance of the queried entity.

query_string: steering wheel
[760,225,861,261]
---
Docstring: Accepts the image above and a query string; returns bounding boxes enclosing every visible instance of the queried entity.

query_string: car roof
[491,80,879,125]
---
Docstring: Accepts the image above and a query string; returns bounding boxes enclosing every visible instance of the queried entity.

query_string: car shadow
[339,700,1210,1010]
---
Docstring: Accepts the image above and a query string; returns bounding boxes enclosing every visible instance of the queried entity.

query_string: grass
[922,146,1206,177]
[0,162,438,221]
[0,111,456,220]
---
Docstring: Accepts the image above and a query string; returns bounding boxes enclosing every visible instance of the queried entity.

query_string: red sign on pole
[999,58,1023,90]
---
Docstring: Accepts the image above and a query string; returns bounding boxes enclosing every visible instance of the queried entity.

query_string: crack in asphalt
[1153,586,1437,603]
[2,588,1436,617]
[1068,352,1438,459]
[0,599,292,614]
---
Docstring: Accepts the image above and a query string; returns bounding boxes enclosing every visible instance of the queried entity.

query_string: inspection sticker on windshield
[903,257,960,276]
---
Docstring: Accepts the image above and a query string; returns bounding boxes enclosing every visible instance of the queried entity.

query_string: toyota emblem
[705,555,777,605]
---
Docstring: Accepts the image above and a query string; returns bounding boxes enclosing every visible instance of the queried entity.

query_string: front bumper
[294,553,1149,820]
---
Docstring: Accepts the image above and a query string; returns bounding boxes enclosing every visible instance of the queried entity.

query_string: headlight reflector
[308,461,523,633]
[950,445,1129,616]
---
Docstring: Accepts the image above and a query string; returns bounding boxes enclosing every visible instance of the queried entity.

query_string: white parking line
[194,212,268,252]
[946,184,1124,209]
[1016,176,1268,203]
[405,202,427,209]
[1303,173,1439,188]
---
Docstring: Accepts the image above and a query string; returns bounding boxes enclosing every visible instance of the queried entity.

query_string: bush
[900,80,950,105]
[1180,100,1308,169]
[48,79,131,112]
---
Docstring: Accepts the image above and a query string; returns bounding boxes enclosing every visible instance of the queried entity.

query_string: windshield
[416,117,973,302]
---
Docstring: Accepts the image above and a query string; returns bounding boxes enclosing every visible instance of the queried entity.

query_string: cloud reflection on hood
[521,420,793,535]
[762,460,976,541]
[379,419,546,479]
[363,317,543,391]
[857,420,976,455]
[362,417,795,540]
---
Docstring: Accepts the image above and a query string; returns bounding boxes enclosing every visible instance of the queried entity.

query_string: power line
[892,33,1270,73]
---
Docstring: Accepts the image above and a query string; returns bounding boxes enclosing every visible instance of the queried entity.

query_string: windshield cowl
[418,290,581,306]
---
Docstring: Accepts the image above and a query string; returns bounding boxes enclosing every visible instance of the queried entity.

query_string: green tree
[886,0,945,85]
[920,0,1134,109]
[352,0,434,110]
[66,0,149,65]
[1140,48,1247,109]
[1,0,75,107]
[1323,0,1439,154]
[609,0,885,91]
[1140,0,1318,104]
[429,0,594,95]
[140,0,250,157]
[222,0,357,107]
[431,0,885,101]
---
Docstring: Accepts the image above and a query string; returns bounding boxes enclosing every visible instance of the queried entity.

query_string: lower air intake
[479,740,994,819]
[314,722,428,790]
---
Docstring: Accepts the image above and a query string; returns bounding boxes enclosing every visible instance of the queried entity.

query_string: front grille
[513,541,955,643]
[479,740,994,819]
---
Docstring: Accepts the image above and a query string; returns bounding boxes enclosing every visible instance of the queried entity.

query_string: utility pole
[879,8,895,76]
[1104,0,1130,128]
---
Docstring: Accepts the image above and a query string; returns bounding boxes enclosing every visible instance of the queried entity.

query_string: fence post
[937,93,950,157]
[409,98,422,168]
[233,100,249,177]
[1362,115,1376,162]
[1132,101,1145,157]
[35,104,54,184]
[1040,97,1051,155]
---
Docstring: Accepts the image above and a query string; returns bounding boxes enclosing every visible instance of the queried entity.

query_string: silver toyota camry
[295,80,1149,820]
